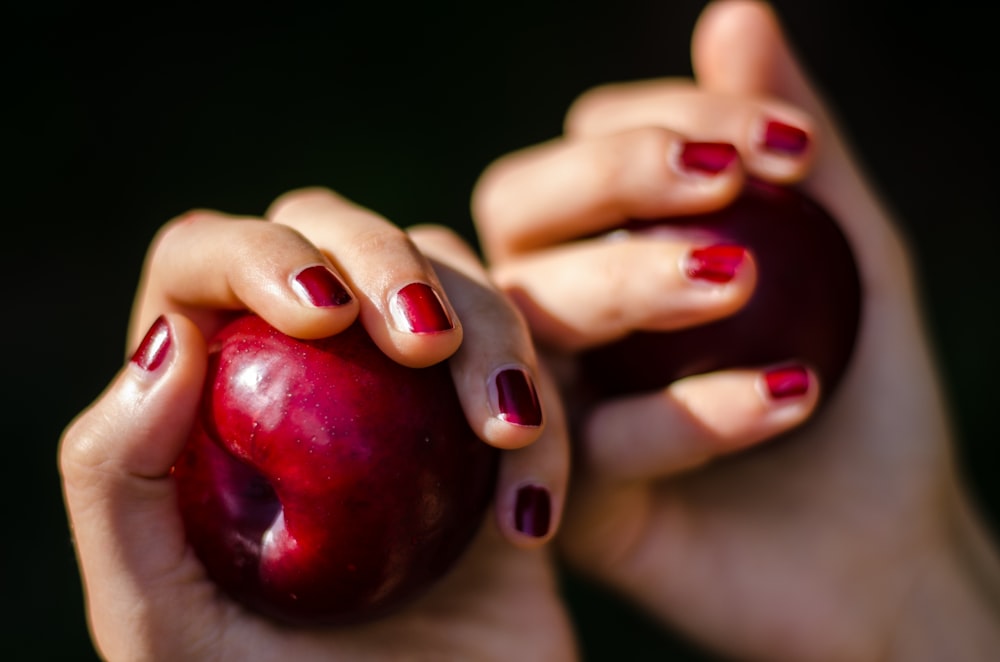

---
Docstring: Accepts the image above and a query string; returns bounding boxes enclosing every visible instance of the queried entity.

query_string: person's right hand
[473,2,1000,660]
[59,188,575,661]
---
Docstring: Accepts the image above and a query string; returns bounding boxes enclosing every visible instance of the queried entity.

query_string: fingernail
[493,367,543,427]
[685,244,747,283]
[131,315,171,372]
[760,119,810,156]
[390,282,454,334]
[678,141,738,176]
[764,364,811,400]
[515,485,551,538]
[291,265,352,307]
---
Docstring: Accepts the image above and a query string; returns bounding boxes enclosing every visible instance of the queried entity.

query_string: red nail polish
[679,141,738,175]
[764,365,810,399]
[685,244,747,283]
[515,485,551,538]
[761,119,809,156]
[291,265,352,307]
[391,282,454,333]
[131,315,171,372]
[494,368,543,427]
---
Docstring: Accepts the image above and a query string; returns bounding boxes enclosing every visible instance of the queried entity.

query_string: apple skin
[580,178,863,399]
[172,314,499,626]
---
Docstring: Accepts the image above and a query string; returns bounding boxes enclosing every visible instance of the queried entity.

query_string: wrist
[888,492,1000,661]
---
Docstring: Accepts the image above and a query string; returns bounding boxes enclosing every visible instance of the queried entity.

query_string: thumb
[691,1,820,112]
[59,314,207,657]
[691,0,909,292]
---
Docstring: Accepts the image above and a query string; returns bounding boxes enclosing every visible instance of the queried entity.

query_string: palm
[656,393,946,654]
[565,232,955,659]
[157,516,574,661]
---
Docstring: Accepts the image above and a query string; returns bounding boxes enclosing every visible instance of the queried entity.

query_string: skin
[59,2,1000,660]
[473,2,1000,661]
[59,188,575,661]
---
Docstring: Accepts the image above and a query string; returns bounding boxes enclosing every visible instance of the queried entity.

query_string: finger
[564,79,816,184]
[473,126,745,260]
[691,0,905,275]
[267,188,461,368]
[132,210,358,349]
[59,314,209,659]
[409,226,569,549]
[692,1,825,119]
[492,235,757,351]
[493,363,570,548]
[579,363,819,482]
[409,224,545,451]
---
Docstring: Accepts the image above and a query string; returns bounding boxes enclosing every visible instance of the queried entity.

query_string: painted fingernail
[131,315,171,372]
[291,265,352,308]
[685,244,747,283]
[764,364,811,400]
[761,119,810,156]
[493,367,543,427]
[678,141,738,176]
[515,485,551,538]
[390,282,454,333]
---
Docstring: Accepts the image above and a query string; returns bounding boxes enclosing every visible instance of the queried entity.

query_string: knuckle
[345,224,415,262]
[471,152,522,228]
[58,408,110,482]
[407,223,462,247]
[586,128,675,204]
[589,247,632,329]
[145,210,210,263]
[564,82,621,135]
[265,186,341,221]
[230,220,313,274]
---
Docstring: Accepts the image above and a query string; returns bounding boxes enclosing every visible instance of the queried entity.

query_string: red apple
[581,178,862,399]
[172,314,499,626]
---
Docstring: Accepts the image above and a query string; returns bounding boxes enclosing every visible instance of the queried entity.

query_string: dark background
[6,1,998,659]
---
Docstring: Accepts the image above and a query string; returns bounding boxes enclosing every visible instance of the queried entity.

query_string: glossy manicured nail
[131,315,171,372]
[764,364,811,400]
[390,282,454,333]
[678,141,738,176]
[685,244,747,283]
[515,485,551,538]
[761,119,809,156]
[493,367,543,427]
[291,265,352,308]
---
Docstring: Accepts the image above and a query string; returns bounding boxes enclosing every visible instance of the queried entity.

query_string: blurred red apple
[581,178,862,399]
[173,314,498,626]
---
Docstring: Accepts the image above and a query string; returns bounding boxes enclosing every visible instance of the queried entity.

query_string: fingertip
[482,365,545,445]
[387,281,457,336]
[682,241,758,299]
[491,367,568,549]
[61,313,208,485]
[361,295,464,369]
[497,480,561,549]
[693,0,827,128]
[579,362,820,483]
[250,260,361,341]
[757,362,821,424]
[288,263,354,309]
[512,483,557,546]
[693,1,782,94]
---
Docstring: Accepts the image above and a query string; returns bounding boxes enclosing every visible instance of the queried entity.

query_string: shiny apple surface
[173,314,498,625]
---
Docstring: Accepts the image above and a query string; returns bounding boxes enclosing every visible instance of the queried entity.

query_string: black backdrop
[6,2,999,659]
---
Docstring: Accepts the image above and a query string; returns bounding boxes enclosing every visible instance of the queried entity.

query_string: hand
[59,188,575,661]
[472,2,1000,660]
